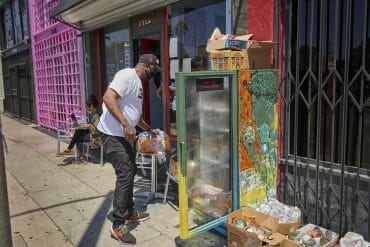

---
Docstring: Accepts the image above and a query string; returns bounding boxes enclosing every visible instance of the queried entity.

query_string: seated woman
[59,95,101,163]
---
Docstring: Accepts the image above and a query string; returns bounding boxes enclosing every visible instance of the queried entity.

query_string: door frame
[176,71,239,239]
[131,9,167,130]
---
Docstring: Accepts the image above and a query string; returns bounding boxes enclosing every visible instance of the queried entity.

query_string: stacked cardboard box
[250,198,302,235]
[226,208,339,247]
[206,33,276,71]
[225,208,296,247]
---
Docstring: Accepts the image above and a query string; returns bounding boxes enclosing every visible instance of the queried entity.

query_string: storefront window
[104,21,131,83]
[4,5,14,48]
[168,0,226,136]
[20,0,29,37]
[12,0,22,43]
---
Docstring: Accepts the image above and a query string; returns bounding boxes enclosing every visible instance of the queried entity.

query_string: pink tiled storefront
[28,0,85,133]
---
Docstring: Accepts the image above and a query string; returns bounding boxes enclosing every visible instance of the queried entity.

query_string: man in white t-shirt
[97,54,161,244]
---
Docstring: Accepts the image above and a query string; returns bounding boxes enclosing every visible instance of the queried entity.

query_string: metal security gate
[3,51,35,122]
[278,0,370,240]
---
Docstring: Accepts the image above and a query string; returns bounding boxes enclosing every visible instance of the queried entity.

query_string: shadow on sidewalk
[79,189,150,245]
[77,192,114,246]
[175,229,227,247]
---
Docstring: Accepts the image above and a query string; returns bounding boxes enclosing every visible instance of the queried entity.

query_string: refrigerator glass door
[176,71,238,239]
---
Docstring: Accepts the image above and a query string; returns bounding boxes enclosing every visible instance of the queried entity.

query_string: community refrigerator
[175,70,279,239]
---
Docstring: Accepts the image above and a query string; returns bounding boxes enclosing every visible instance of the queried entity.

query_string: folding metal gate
[278,0,370,240]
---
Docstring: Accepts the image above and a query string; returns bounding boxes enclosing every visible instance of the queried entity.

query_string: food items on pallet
[289,223,339,247]
[226,208,288,247]
[248,198,301,235]
[340,232,369,247]
[252,198,301,224]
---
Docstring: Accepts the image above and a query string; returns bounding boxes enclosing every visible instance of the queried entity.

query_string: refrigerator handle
[179,141,186,175]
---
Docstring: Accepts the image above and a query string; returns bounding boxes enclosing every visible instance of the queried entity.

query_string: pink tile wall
[29,0,85,133]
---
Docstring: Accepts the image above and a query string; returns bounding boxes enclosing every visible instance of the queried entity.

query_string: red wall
[247,0,274,41]
[247,0,284,189]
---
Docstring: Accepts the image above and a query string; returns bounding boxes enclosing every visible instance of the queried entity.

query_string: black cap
[138,54,162,72]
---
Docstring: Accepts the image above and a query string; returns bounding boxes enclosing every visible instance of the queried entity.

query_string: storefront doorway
[132,10,164,130]
[134,35,162,129]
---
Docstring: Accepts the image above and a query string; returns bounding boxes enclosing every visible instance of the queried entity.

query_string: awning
[52,0,179,31]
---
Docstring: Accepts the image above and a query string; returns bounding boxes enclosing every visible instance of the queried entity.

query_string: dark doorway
[133,34,163,130]
[3,52,35,122]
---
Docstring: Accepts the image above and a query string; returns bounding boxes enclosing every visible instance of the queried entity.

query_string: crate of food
[249,198,302,235]
[225,208,292,247]
[292,223,339,247]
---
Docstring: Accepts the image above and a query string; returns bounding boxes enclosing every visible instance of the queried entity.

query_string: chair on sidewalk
[163,171,178,203]
[56,115,81,159]
[134,152,174,206]
[56,127,78,160]
[135,153,152,177]
[163,154,178,208]
[82,141,104,166]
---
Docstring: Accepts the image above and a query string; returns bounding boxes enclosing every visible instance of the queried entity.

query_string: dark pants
[100,133,136,223]
[67,128,90,150]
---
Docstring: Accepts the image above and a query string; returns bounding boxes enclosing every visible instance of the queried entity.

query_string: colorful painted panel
[239,70,279,206]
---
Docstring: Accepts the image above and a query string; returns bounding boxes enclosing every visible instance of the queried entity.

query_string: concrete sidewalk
[2,114,181,247]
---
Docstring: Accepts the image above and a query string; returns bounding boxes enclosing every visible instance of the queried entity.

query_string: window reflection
[168,0,226,136]
[104,21,131,83]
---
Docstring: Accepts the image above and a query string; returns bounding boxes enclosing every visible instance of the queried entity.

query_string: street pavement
[2,114,183,247]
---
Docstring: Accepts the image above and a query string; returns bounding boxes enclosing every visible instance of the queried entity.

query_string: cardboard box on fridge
[210,50,245,71]
[225,208,299,247]
[244,40,276,69]
[206,34,253,52]
[209,38,276,70]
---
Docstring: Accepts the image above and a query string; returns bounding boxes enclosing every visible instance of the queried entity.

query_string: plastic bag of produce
[137,129,171,154]
[340,232,366,247]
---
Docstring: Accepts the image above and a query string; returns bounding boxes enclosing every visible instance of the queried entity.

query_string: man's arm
[103,88,129,127]
[103,88,136,141]
[137,118,151,132]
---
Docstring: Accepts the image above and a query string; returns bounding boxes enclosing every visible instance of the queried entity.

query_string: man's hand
[79,123,90,128]
[123,124,136,142]
[137,118,152,133]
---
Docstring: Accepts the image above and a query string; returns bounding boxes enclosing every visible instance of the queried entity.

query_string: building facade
[0,0,368,241]
[52,0,370,240]
[0,0,35,122]
[28,0,85,132]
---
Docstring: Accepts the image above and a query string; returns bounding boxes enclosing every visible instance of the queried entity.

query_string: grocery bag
[136,129,171,154]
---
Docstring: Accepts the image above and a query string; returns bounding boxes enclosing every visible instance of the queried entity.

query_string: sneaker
[125,209,150,224]
[75,157,87,165]
[59,149,73,156]
[110,223,136,245]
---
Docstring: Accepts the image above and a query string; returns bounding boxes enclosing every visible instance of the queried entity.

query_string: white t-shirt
[97,68,143,137]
